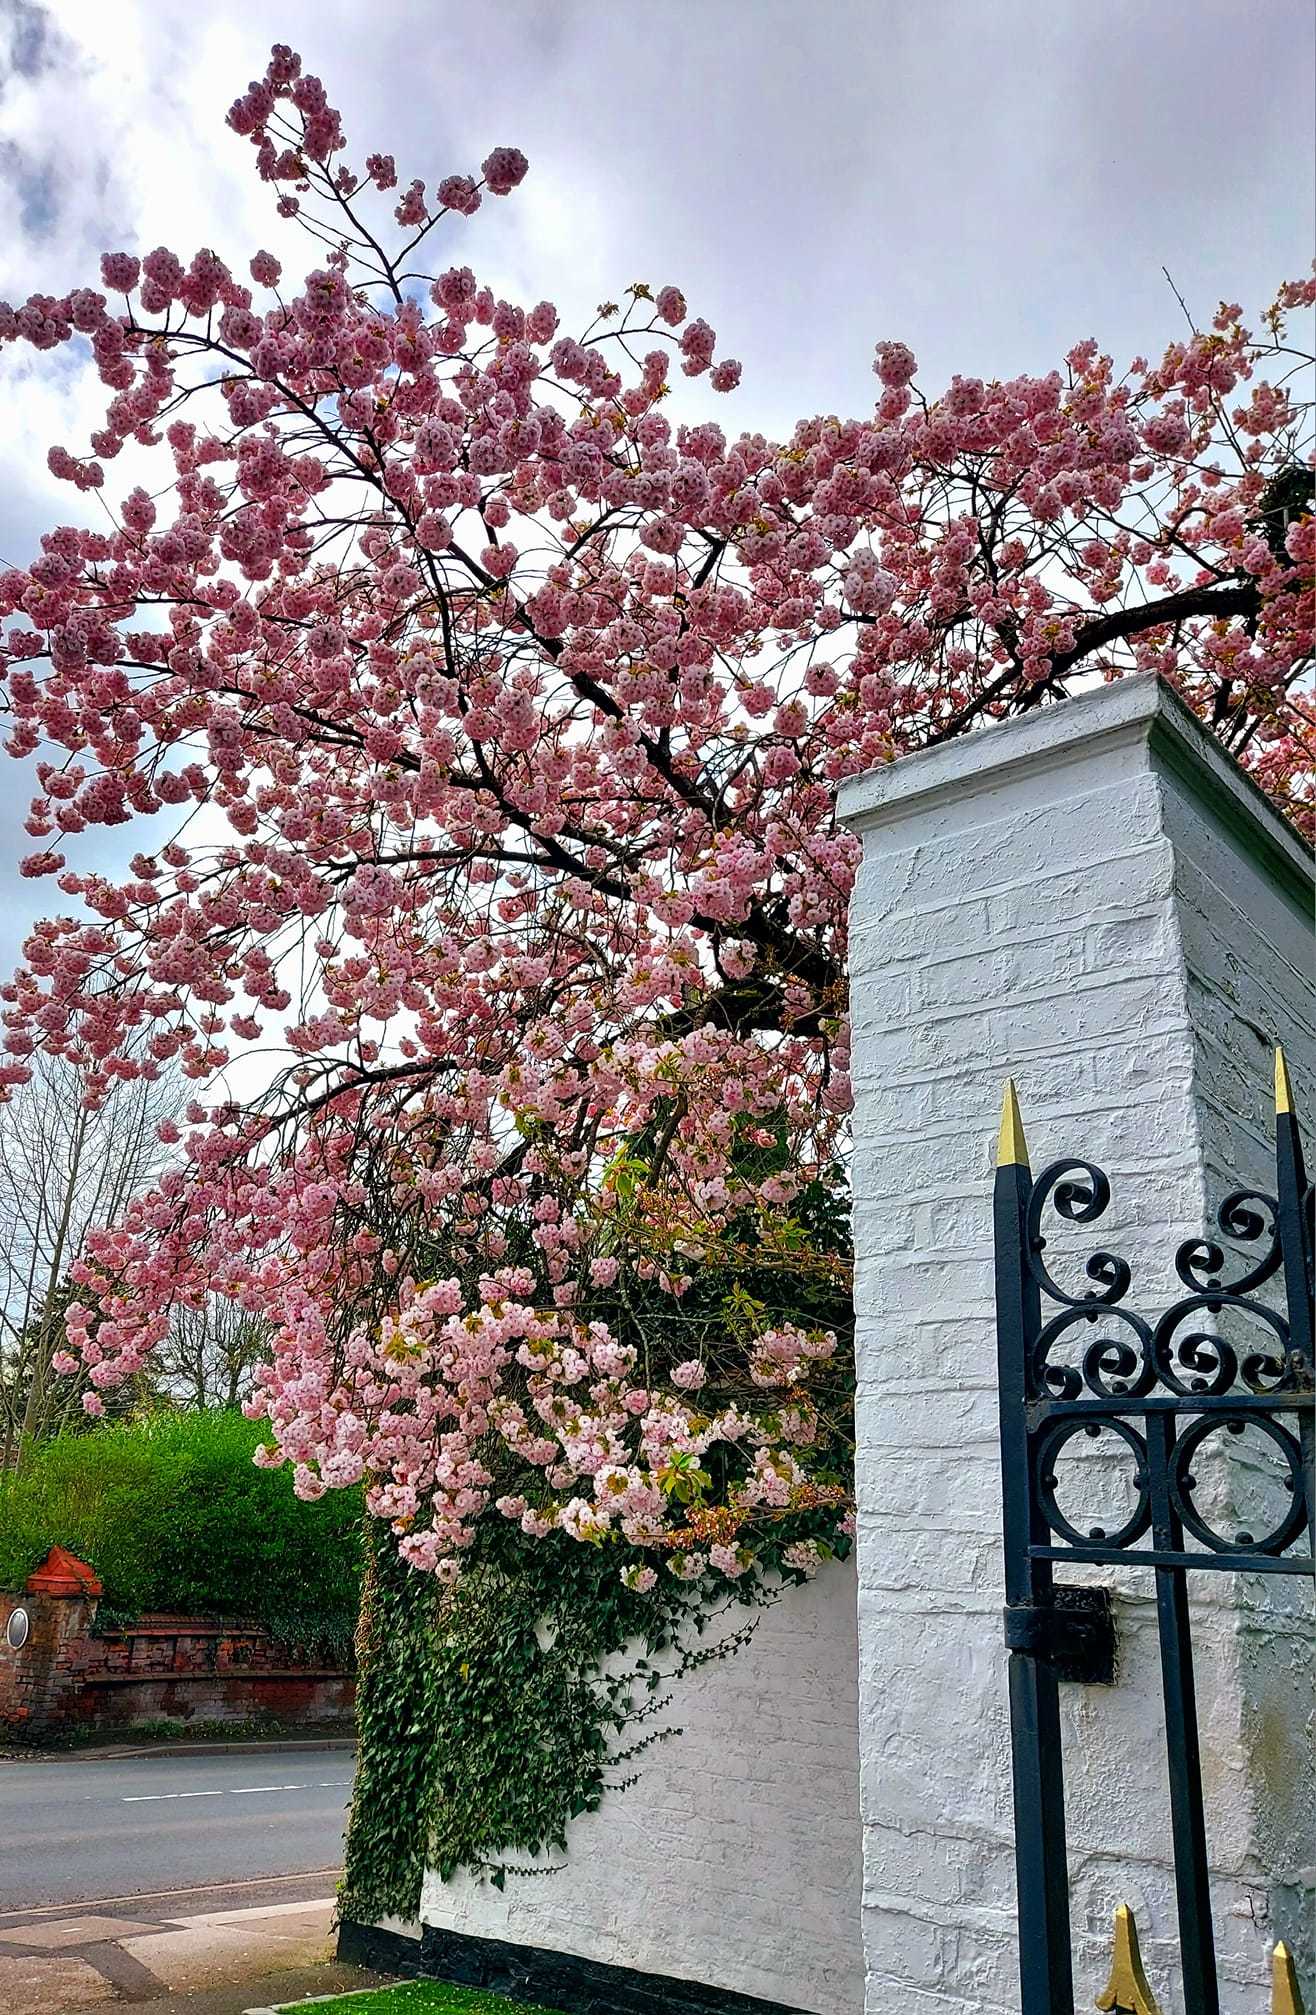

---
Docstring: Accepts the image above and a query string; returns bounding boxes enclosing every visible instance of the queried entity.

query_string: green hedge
[0,1410,362,1651]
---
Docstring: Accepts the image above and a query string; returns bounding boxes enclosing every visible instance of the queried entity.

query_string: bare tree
[0,1053,179,1463]
[153,1295,269,1412]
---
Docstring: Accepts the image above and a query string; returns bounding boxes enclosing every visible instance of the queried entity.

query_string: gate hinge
[1003,1586,1117,1685]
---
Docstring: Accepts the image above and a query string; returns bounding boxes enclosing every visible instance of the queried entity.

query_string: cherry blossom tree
[0,1048,176,1461]
[0,46,1310,1591]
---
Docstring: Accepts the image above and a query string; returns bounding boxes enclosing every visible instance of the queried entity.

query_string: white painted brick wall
[839,677,1314,2015]
[420,1562,864,2014]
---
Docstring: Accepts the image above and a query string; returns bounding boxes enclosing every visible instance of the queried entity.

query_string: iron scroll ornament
[1011,1063,1314,1571]
[1026,1168,1308,1406]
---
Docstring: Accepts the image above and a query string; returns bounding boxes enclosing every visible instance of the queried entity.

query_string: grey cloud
[0,138,59,235]
[1,1,61,84]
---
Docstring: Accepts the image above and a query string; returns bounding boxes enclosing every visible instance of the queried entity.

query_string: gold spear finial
[996,1078,1029,1169]
[1272,1941,1306,2015]
[1095,1903,1164,2015]
[1275,1046,1295,1116]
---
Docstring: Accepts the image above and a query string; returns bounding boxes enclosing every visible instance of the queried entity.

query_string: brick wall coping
[82,1667,349,1686]
[92,1618,272,1638]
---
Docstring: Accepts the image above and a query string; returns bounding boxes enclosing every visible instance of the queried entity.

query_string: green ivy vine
[341,1515,447,1925]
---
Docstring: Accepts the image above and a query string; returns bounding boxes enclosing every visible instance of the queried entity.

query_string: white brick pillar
[837,676,1314,2015]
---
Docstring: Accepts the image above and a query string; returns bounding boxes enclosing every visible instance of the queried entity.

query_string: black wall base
[337,1916,813,2015]
[337,1917,427,1980]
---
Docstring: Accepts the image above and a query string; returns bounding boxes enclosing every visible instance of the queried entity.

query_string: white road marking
[122,1780,316,1804]
[122,1791,225,1803]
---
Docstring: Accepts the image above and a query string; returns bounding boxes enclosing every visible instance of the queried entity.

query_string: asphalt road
[0,1748,353,1911]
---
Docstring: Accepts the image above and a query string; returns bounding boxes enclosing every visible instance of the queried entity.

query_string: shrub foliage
[0,1409,362,1649]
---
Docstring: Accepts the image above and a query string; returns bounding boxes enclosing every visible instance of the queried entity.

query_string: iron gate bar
[1032,1390,1313,1414]
[1276,1053,1316,1566]
[993,1053,1315,2015]
[994,1079,1075,2013]
[1028,1545,1306,1574]
[1146,1410,1219,2015]
[1276,1050,1315,1372]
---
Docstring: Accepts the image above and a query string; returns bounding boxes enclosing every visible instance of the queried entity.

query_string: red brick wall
[70,1668,356,1729]
[1,1576,354,1739]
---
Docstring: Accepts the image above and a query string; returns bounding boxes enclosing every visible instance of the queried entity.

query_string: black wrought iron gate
[993,1050,1314,2015]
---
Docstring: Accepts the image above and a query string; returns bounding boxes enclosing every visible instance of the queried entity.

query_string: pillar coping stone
[26,1545,103,1598]
[836,675,1312,913]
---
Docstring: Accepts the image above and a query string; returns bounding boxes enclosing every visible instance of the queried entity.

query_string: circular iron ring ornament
[1035,1416,1152,1552]
[1168,1412,1309,1557]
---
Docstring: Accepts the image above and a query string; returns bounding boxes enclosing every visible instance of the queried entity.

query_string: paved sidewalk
[0,1885,385,2014]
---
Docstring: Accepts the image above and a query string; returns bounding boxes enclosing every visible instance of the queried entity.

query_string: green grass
[276,1984,568,2015]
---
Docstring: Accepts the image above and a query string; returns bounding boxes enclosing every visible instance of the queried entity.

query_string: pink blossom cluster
[0,47,1310,1586]
[266,1273,846,1588]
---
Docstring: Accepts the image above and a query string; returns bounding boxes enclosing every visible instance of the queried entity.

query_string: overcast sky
[1,0,1313,970]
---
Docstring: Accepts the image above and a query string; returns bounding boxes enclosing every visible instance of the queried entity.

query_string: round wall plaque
[5,1606,29,1650]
